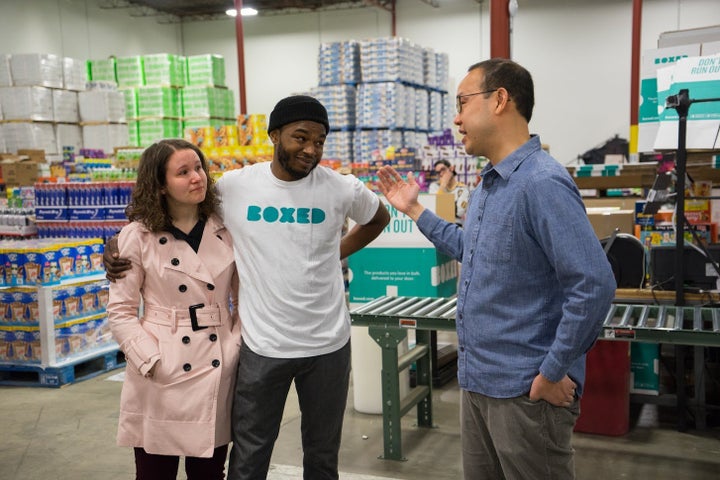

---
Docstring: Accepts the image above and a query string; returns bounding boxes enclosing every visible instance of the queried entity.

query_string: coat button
[183,363,192,372]
[212,359,220,368]
[182,336,190,344]
[171,258,180,266]
[178,284,187,292]
[159,237,167,244]
[209,333,217,342]
[207,283,215,290]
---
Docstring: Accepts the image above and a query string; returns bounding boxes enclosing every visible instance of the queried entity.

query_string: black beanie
[268,95,330,134]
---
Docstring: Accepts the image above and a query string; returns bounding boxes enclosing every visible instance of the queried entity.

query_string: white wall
[0,0,182,60]
[0,0,719,164]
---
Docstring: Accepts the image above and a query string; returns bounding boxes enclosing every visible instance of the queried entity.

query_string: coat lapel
[164,216,235,284]
[195,216,235,281]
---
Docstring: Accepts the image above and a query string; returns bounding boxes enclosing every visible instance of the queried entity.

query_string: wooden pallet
[0,349,125,387]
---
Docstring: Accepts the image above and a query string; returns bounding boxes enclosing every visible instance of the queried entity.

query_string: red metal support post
[629,0,643,156]
[234,0,247,115]
[490,0,511,59]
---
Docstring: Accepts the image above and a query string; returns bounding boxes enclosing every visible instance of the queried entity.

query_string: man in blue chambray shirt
[377,58,616,480]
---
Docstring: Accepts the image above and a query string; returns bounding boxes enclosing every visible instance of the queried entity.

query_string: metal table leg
[369,327,434,461]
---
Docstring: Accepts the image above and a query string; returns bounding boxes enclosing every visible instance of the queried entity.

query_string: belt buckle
[189,303,207,331]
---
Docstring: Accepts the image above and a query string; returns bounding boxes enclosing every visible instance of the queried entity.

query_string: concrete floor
[1,361,720,480]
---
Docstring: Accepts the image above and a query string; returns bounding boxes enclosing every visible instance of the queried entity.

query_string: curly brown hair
[125,139,219,232]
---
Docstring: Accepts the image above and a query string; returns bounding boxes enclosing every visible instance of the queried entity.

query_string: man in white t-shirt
[219,96,389,479]
[105,96,390,480]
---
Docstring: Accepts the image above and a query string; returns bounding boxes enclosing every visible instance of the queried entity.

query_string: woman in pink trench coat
[108,139,241,479]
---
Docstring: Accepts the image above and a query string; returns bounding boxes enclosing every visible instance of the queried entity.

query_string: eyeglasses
[455,89,498,114]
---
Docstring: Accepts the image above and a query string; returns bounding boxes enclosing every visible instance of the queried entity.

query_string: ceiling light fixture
[225,7,258,17]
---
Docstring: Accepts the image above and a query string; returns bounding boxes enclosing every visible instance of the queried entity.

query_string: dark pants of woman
[134,444,228,480]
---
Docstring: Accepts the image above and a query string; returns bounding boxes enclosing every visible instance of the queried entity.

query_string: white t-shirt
[217,162,379,358]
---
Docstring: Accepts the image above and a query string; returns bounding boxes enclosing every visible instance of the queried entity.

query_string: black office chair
[600,231,646,289]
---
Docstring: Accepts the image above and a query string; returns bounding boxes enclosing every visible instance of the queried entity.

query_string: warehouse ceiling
[97,0,402,22]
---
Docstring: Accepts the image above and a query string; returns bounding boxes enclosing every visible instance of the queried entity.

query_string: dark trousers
[228,341,351,480]
[134,445,228,480]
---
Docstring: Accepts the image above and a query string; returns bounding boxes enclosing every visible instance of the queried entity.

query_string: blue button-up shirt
[416,136,615,397]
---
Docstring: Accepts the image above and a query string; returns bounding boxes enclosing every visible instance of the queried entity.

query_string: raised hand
[376,166,425,221]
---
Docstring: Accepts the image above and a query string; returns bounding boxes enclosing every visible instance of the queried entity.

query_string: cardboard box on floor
[0,149,46,186]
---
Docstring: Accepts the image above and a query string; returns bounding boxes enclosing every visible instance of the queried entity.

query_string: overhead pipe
[234,0,247,114]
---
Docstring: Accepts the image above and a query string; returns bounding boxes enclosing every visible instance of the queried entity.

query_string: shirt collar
[480,135,542,180]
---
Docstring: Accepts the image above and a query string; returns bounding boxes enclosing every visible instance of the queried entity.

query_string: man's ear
[269,130,279,145]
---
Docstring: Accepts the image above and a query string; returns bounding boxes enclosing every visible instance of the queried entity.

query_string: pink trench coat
[108,215,241,458]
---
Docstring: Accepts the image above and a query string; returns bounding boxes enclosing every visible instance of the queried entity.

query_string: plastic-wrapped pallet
[442,92,453,129]
[10,53,63,88]
[423,49,439,90]
[0,54,12,87]
[323,130,354,164]
[55,124,83,156]
[127,120,139,147]
[122,88,139,120]
[404,86,416,130]
[182,86,233,118]
[354,129,403,163]
[4,122,57,154]
[318,41,360,86]
[414,88,430,132]
[402,131,428,151]
[187,54,226,87]
[78,90,126,123]
[428,91,444,132]
[137,86,181,118]
[0,86,54,121]
[62,57,87,91]
[310,84,357,130]
[143,54,186,87]
[435,52,449,92]
[82,124,129,154]
[359,37,423,85]
[116,56,145,88]
[88,58,117,84]
[138,118,182,147]
[356,82,407,129]
[52,90,79,123]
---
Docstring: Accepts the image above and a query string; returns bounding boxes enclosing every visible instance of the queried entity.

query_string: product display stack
[0,53,139,387]
[182,55,273,171]
[0,53,90,163]
[312,37,450,169]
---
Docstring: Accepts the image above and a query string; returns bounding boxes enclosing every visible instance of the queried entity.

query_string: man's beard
[277,143,318,180]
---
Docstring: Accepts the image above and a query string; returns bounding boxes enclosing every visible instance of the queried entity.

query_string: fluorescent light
[226,7,258,17]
